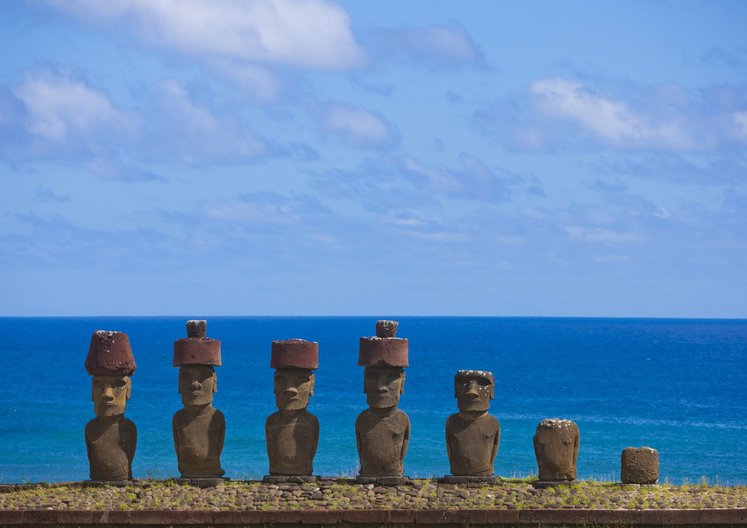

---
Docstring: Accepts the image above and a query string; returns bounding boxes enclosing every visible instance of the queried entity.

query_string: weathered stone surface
[356,322,410,479]
[173,322,225,479]
[173,321,221,366]
[376,320,398,338]
[266,341,319,476]
[533,418,579,482]
[445,370,500,476]
[621,446,659,484]
[85,331,137,482]
[85,330,136,376]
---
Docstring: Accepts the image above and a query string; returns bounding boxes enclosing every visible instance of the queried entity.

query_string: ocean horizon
[1,316,745,484]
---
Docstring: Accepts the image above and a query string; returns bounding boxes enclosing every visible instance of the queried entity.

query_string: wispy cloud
[312,101,397,149]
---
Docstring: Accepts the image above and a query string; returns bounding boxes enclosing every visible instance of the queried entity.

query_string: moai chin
[172,320,225,479]
[621,446,659,484]
[265,339,319,480]
[445,370,500,479]
[533,418,580,483]
[355,320,410,483]
[84,330,137,482]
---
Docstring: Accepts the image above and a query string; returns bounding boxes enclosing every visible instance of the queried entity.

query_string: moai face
[179,364,217,407]
[92,375,131,417]
[364,367,405,409]
[455,371,494,413]
[274,368,315,411]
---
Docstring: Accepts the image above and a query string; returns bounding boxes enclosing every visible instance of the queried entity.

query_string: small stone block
[355,475,411,486]
[174,477,228,488]
[621,446,659,484]
[262,475,318,484]
[376,320,398,337]
[438,475,501,484]
[187,320,207,338]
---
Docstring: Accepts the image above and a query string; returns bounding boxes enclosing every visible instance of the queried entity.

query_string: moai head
[533,418,580,481]
[455,370,494,414]
[270,339,318,412]
[85,331,136,417]
[359,320,408,410]
[173,320,221,407]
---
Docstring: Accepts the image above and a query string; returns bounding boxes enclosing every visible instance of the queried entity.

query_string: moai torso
[356,408,410,477]
[533,418,579,482]
[172,406,225,478]
[85,416,137,481]
[445,413,499,476]
[266,410,319,475]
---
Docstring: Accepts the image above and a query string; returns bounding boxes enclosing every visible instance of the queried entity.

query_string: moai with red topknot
[355,320,410,485]
[172,320,225,482]
[84,331,137,482]
[442,370,501,483]
[264,339,320,483]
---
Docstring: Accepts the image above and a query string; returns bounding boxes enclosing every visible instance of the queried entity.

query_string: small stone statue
[84,330,137,482]
[621,446,659,484]
[533,418,579,483]
[265,339,319,480]
[444,370,500,479]
[172,320,225,480]
[355,320,410,483]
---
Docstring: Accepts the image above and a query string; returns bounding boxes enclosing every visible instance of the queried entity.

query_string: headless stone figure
[445,370,500,477]
[265,340,319,477]
[355,321,410,480]
[533,418,579,482]
[84,331,137,482]
[172,320,225,479]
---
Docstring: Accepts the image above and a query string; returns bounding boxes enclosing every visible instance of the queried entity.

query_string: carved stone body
[266,410,319,475]
[533,418,580,482]
[85,415,136,481]
[621,446,659,484]
[356,407,410,477]
[445,413,500,476]
[172,406,225,478]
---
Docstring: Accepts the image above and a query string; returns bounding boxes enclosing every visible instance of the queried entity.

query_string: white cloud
[15,72,133,141]
[50,0,365,71]
[318,102,394,148]
[732,111,747,142]
[564,226,643,244]
[530,78,693,150]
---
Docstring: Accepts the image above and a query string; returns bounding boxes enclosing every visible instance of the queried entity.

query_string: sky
[1,0,746,317]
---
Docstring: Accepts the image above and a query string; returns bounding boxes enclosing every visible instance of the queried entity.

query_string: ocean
[0,317,745,484]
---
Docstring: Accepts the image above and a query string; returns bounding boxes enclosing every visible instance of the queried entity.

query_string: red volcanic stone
[174,320,221,366]
[376,320,398,337]
[359,320,408,367]
[85,331,136,376]
[271,339,319,370]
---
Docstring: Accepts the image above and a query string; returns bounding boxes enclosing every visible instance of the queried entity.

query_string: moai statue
[84,330,137,482]
[264,339,319,482]
[355,320,410,484]
[621,446,659,484]
[443,370,500,482]
[172,320,225,481]
[533,418,580,485]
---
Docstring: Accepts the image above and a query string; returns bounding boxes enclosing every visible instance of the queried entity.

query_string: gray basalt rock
[84,331,137,482]
[355,321,410,480]
[533,418,579,482]
[621,446,659,484]
[445,370,500,477]
[172,320,225,479]
[265,339,319,477]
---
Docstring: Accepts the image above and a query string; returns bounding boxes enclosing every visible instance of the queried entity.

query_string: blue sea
[0,317,745,484]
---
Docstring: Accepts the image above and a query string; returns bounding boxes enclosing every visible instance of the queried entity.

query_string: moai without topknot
[265,339,319,482]
[533,418,579,485]
[443,370,500,482]
[621,446,659,484]
[84,330,137,482]
[172,320,225,480]
[355,320,410,484]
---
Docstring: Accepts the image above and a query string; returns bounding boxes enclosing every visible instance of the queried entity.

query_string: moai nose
[284,387,299,397]
[465,381,479,398]
[103,386,116,399]
[191,380,201,390]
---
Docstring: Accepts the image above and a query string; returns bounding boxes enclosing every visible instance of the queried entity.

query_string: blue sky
[1,0,746,317]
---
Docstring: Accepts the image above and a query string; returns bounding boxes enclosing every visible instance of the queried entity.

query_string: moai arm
[215,410,226,457]
[310,414,320,462]
[400,417,410,467]
[444,418,453,463]
[127,424,137,480]
[172,414,181,466]
[489,423,499,467]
